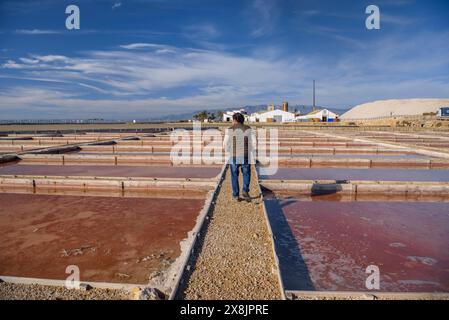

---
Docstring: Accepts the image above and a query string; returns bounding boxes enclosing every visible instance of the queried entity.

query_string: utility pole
[312,80,316,111]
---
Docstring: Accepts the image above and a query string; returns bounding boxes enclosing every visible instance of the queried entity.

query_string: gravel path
[181,165,282,300]
[0,282,129,300]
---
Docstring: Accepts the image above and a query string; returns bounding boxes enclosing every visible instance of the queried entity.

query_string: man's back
[225,123,253,162]
[224,113,254,201]
[229,122,251,132]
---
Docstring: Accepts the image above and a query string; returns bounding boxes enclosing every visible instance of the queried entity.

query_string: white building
[249,109,297,123]
[296,109,339,122]
[222,109,249,122]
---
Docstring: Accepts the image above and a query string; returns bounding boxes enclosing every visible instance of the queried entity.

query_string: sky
[0,0,448,120]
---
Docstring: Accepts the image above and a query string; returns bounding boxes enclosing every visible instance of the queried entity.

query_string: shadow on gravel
[264,197,315,291]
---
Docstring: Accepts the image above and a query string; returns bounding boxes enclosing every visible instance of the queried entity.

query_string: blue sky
[0,0,448,119]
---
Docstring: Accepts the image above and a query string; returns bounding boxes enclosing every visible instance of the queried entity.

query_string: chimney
[282,101,289,112]
[313,80,316,111]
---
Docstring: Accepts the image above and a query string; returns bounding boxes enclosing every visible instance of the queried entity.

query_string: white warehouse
[296,109,339,122]
[249,109,297,123]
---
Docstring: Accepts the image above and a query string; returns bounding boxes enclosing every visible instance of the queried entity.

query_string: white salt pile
[341,99,449,120]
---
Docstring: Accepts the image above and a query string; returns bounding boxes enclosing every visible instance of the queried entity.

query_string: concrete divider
[0,139,94,145]
[24,153,449,170]
[0,175,217,192]
[19,154,68,164]
[117,140,207,147]
[260,179,449,196]
[355,183,449,194]
[307,130,449,159]
[286,290,449,300]
[4,134,142,158]
[260,146,409,155]
[81,145,116,152]
[276,157,449,169]
[274,157,356,168]
[17,154,223,166]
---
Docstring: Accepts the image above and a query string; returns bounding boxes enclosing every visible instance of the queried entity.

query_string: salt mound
[341,99,449,120]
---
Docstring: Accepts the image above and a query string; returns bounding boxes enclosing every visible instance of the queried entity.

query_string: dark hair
[232,112,245,124]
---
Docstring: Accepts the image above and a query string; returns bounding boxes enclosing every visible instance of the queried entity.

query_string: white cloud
[19,58,40,64]
[2,60,22,69]
[120,43,170,50]
[112,2,122,10]
[15,29,60,35]
[1,30,449,118]
[33,55,71,63]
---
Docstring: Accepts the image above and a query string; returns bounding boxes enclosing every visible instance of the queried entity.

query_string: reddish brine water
[265,199,449,292]
[0,193,204,283]
[261,168,449,182]
[0,164,221,179]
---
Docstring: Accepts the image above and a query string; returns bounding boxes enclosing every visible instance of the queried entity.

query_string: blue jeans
[230,163,251,198]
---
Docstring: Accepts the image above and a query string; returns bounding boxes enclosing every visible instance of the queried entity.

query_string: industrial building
[296,108,339,122]
[222,102,297,123]
[222,103,340,123]
[249,109,297,123]
[249,101,297,123]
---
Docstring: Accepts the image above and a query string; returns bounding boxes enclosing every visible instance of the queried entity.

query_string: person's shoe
[242,191,251,202]
[233,196,242,202]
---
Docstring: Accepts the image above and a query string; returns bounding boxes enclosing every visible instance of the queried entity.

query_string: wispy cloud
[15,29,61,35]
[1,29,449,118]
[297,7,421,27]
[112,2,122,10]
[119,43,171,50]
[300,10,321,16]
[381,13,420,26]
[377,0,415,7]
[247,0,280,38]
[183,23,220,40]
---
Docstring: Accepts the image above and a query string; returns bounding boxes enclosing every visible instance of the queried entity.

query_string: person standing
[223,113,256,202]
